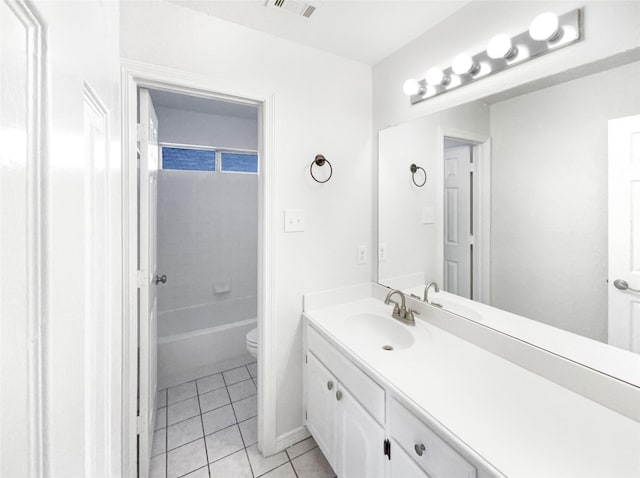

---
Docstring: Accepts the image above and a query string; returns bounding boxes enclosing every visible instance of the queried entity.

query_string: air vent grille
[265,0,316,18]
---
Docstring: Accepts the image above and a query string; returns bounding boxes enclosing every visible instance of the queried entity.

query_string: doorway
[121,63,276,477]
[438,131,491,304]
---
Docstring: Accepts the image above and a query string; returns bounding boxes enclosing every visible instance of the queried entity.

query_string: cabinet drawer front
[391,399,476,478]
[307,325,385,424]
[390,440,431,478]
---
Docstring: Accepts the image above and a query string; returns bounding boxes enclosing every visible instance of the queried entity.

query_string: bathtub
[157,297,257,389]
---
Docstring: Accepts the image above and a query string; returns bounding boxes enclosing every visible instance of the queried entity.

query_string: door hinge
[305,410,307,420]
[469,161,475,172]
[384,439,391,460]
[468,235,475,246]
[137,270,147,288]
[305,353,308,364]
[136,123,147,142]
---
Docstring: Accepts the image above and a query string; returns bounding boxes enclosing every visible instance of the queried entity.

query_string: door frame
[120,59,277,475]
[436,127,491,304]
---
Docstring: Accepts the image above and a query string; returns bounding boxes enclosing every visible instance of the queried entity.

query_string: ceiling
[149,89,259,119]
[167,0,471,65]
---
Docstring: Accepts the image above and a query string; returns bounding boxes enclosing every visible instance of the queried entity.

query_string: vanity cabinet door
[336,385,385,478]
[390,441,431,478]
[305,352,337,467]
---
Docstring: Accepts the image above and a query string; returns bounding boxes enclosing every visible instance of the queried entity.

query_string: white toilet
[246,327,258,358]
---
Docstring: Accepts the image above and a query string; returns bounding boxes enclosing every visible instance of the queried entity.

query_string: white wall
[378,101,489,288]
[121,1,372,438]
[490,61,640,342]
[155,105,258,150]
[157,171,258,337]
[373,1,640,129]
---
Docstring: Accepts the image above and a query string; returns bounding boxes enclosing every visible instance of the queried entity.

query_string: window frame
[160,142,258,174]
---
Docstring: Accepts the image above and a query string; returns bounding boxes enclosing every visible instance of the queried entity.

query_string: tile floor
[151,362,336,478]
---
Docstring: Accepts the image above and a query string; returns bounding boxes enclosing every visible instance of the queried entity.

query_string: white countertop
[304,297,640,478]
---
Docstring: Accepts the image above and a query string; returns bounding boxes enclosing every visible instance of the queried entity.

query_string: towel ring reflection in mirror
[410,163,427,187]
[310,154,333,183]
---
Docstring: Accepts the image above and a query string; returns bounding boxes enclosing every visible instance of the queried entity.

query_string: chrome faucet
[424,282,442,307]
[384,289,419,325]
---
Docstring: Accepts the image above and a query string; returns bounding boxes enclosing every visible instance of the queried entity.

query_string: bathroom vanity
[302,288,640,478]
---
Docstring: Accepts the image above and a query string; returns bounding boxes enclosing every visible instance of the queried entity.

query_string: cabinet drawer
[390,399,476,478]
[307,325,385,424]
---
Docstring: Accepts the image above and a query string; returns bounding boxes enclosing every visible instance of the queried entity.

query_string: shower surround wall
[155,103,258,386]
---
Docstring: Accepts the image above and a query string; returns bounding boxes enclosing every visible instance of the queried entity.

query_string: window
[161,146,215,171]
[221,152,259,173]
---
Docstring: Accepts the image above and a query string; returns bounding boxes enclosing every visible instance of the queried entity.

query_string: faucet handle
[406,308,420,323]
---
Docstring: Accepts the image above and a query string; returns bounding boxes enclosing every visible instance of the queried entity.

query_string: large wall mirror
[378,52,640,386]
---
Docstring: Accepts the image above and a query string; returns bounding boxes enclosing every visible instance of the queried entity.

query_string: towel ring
[310,154,333,183]
[410,163,427,187]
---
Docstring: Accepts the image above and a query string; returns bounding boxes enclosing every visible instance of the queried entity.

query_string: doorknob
[614,279,640,293]
[155,274,167,285]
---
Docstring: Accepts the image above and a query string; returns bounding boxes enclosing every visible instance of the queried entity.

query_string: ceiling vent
[265,0,316,18]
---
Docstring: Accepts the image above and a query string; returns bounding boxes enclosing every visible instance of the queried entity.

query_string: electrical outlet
[422,206,435,224]
[357,245,368,265]
[284,209,305,232]
[378,243,387,262]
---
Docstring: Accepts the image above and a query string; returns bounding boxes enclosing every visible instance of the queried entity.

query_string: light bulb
[487,34,517,59]
[529,12,560,41]
[403,78,422,96]
[425,68,448,86]
[452,53,478,75]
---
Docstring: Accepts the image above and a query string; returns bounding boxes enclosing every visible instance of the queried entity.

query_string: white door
[305,352,337,467]
[608,114,640,352]
[443,144,472,299]
[336,386,385,478]
[1,0,121,475]
[138,88,160,475]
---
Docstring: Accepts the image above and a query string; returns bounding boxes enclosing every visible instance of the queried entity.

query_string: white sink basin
[343,313,415,351]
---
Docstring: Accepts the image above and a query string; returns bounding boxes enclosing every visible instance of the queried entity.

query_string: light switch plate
[357,245,368,265]
[422,206,435,224]
[284,209,305,232]
[378,243,387,262]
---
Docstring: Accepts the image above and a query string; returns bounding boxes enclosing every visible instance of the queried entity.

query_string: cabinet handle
[327,381,333,390]
[336,390,342,401]
[414,443,426,456]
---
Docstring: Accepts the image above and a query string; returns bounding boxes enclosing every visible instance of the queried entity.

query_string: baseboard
[158,353,255,390]
[275,426,311,452]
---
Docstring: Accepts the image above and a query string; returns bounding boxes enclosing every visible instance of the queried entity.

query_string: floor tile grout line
[164,390,169,478]
[160,362,257,394]
[244,447,257,478]
[194,380,212,478]
[222,376,256,477]
[165,416,255,456]
[207,441,248,467]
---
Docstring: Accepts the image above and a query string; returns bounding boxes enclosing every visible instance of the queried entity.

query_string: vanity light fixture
[452,53,480,76]
[529,12,561,42]
[425,67,449,86]
[404,8,582,105]
[487,34,518,60]
[403,78,425,96]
